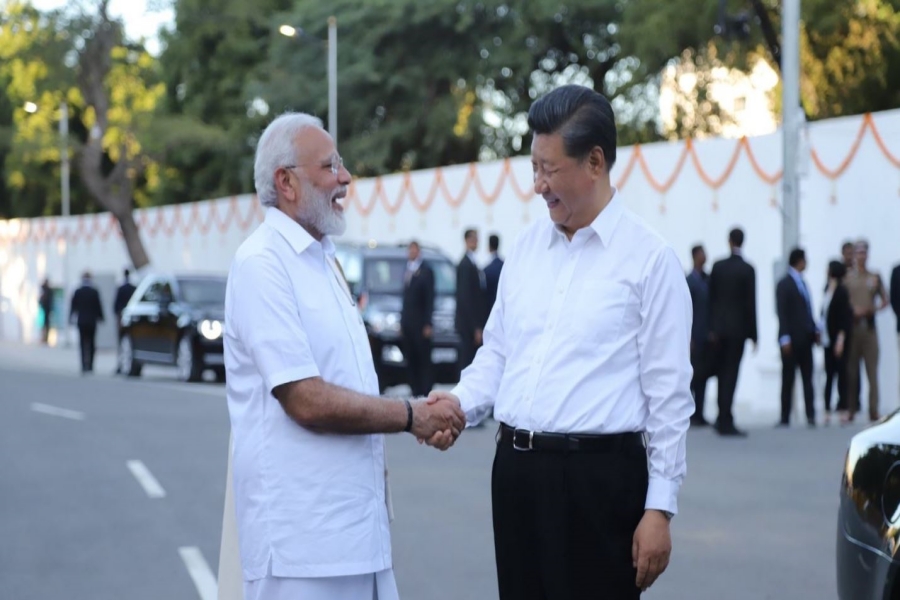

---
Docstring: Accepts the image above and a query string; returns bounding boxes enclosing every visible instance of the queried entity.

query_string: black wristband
[403,399,413,432]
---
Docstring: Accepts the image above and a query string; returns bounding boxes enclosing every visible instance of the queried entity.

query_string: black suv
[334,242,460,392]
[118,273,227,382]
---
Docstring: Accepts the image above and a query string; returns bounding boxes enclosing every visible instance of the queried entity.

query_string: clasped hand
[410,391,465,451]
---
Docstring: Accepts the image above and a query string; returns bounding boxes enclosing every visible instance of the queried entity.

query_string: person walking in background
[821,260,853,425]
[113,268,136,374]
[890,261,899,403]
[708,227,758,437]
[38,279,53,345]
[686,244,711,426]
[455,228,487,373]
[844,239,889,423]
[775,248,818,428]
[69,271,104,373]
[400,241,435,397]
[484,233,504,316]
[841,241,855,272]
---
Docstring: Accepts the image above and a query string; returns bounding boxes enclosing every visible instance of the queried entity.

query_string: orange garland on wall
[1,112,897,246]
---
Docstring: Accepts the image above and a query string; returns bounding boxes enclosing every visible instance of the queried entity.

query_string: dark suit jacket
[686,269,710,344]
[456,254,486,335]
[400,262,435,336]
[70,285,105,328]
[825,284,853,347]
[113,282,136,316]
[776,273,816,345]
[709,253,758,343]
[891,265,900,332]
[484,256,504,316]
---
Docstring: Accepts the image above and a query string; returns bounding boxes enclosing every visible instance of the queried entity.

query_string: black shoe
[716,425,748,437]
[775,421,790,428]
[691,417,710,427]
[807,419,816,428]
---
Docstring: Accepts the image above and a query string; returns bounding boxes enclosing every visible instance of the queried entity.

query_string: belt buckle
[513,429,534,451]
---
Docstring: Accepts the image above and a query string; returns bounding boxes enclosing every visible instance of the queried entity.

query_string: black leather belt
[499,423,645,453]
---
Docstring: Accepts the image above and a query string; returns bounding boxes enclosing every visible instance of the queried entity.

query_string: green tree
[618,0,900,123]
[155,0,293,204]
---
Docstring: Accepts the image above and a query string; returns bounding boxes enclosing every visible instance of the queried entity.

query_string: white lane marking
[178,546,218,600]
[126,460,167,499]
[30,402,84,421]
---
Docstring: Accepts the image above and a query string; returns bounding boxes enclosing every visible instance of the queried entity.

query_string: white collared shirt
[224,207,391,580]
[452,191,694,514]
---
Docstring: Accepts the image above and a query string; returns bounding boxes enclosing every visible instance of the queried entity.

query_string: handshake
[408,391,465,451]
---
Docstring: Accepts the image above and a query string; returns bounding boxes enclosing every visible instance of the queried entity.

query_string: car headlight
[368,310,401,335]
[199,319,223,340]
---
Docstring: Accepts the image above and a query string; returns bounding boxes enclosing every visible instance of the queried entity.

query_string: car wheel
[177,336,203,382]
[118,334,142,377]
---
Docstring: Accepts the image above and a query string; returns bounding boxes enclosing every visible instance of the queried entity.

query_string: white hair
[254,112,324,208]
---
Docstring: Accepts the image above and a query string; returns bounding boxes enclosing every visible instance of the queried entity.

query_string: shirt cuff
[779,335,790,346]
[645,476,679,515]
[265,365,321,396]
[450,383,485,428]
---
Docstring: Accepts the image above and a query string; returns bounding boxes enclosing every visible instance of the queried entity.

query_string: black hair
[828,260,846,280]
[691,245,704,258]
[729,228,745,248]
[527,84,617,170]
[464,229,477,241]
[788,248,806,267]
[489,234,499,252]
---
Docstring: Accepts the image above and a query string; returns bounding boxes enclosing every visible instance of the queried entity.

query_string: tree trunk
[115,209,150,271]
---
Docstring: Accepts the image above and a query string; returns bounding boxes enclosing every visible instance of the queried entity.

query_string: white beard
[298,179,346,237]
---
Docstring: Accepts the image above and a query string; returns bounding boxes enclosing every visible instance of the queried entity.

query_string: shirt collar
[408,258,422,271]
[547,188,624,249]
[789,266,803,281]
[265,206,320,255]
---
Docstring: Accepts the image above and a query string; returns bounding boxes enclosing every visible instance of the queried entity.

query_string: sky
[29,0,175,55]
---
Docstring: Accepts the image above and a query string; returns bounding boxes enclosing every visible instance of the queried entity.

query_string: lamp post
[25,100,71,347]
[781,0,802,263]
[279,16,338,143]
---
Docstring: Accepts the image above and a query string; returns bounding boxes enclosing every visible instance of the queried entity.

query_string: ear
[274,167,297,203]
[587,146,606,177]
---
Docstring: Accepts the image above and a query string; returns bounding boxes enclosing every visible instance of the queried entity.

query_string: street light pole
[279,17,338,142]
[327,16,337,143]
[60,100,71,347]
[781,0,801,264]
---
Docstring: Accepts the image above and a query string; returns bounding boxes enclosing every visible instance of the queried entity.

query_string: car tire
[177,335,203,383]
[118,334,142,377]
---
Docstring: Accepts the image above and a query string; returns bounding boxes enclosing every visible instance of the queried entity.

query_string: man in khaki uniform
[844,240,889,422]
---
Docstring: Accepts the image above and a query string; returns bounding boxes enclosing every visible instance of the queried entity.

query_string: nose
[533,175,549,196]
[337,162,352,185]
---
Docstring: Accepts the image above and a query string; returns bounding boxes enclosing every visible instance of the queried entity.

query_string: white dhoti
[244,569,399,600]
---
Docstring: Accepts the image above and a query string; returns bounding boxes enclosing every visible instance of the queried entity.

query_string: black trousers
[690,341,711,421]
[401,331,433,397]
[492,428,648,599]
[823,345,847,413]
[780,341,814,424]
[457,329,478,374]
[715,337,745,429]
[78,323,97,372]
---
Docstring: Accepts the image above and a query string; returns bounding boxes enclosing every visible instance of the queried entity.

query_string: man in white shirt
[426,85,694,598]
[225,112,465,600]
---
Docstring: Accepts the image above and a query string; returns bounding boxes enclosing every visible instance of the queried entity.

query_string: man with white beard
[220,112,465,600]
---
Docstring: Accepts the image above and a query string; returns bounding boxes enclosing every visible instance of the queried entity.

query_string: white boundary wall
[2,109,899,419]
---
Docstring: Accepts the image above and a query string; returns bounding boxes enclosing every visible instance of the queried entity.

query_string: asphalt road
[0,364,862,599]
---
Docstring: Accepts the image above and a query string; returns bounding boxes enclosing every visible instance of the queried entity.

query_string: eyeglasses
[284,155,344,177]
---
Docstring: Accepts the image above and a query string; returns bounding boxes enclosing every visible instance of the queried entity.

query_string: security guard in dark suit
[69,271,105,373]
[400,241,435,397]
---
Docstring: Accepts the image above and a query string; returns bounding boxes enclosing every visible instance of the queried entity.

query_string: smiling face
[531,132,609,237]
[275,125,351,239]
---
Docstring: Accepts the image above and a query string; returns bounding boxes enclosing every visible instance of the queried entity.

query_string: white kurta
[221,207,397,599]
